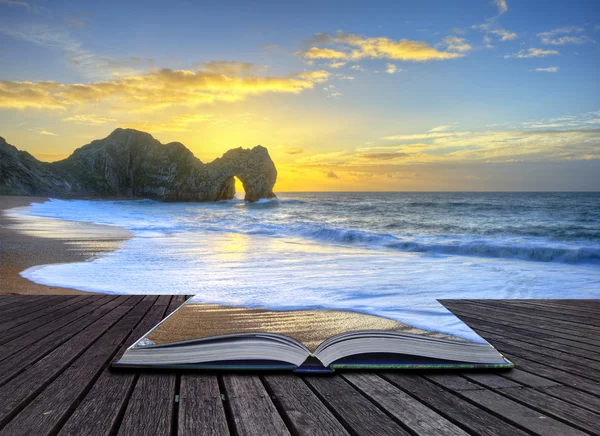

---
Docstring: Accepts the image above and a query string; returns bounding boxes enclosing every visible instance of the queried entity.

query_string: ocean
[12,192,600,342]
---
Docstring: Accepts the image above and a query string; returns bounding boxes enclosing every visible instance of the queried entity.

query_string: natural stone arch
[207,145,277,202]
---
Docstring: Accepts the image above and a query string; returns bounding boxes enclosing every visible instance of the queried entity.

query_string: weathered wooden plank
[0,295,46,311]
[465,377,600,435]
[343,373,469,436]
[541,385,600,415]
[421,372,588,436]
[444,303,600,349]
[502,353,600,397]
[487,301,600,326]
[460,373,522,389]
[117,373,176,436]
[465,300,600,329]
[444,302,600,344]
[0,296,29,309]
[457,389,589,436]
[468,323,600,365]
[0,295,120,386]
[0,295,85,334]
[382,374,530,436]
[304,375,410,436]
[476,334,600,379]
[0,295,65,322]
[178,375,229,436]
[0,296,142,429]
[222,374,291,436]
[0,296,155,436]
[58,297,178,436]
[0,295,112,358]
[498,368,559,388]
[263,375,349,436]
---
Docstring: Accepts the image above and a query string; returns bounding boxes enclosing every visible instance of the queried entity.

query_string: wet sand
[0,196,130,295]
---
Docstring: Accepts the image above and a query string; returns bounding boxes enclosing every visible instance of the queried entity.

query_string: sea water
[12,192,600,342]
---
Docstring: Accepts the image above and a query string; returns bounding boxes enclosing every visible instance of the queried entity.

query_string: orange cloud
[0,66,330,110]
[299,32,464,62]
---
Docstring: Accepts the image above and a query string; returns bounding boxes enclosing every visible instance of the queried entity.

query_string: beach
[0,195,130,295]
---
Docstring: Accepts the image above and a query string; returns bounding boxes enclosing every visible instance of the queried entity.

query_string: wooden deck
[0,296,599,436]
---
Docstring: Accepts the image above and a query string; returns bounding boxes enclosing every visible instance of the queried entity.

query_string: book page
[143,301,466,353]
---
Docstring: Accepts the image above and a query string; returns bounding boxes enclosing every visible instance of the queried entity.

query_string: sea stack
[0,128,277,202]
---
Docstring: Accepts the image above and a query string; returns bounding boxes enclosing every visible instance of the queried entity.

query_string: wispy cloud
[327,61,346,69]
[493,0,508,14]
[504,48,559,58]
[439,36,472,52]
[537,27,593,45]
[326,170,340,179]
[535,67,559,73]
[63,115,117,125]
[488,29,517,41]
[28,127,57,136]
[429,124,456,132]
[298,31,465,62]
[0,0,30,10]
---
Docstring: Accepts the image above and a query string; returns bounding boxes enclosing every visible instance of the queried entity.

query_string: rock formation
[0,128,277,202]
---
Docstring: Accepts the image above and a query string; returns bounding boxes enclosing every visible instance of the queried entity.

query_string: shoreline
[0,195,131,295]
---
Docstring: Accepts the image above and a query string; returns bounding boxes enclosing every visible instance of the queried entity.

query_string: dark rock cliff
[0,129,277,202]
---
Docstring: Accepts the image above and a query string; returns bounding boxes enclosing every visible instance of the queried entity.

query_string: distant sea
[13,192,600,341]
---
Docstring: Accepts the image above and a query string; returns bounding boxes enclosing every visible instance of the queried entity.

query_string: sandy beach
[0,195,130,295]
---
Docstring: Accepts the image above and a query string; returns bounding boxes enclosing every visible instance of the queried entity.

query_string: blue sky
[0,0,599,190]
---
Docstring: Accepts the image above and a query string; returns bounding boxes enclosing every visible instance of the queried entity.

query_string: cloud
[299,47,348,60]
[0,0,30,9]
[359,151,409,160]
[326,170,340,179]
[429,124,455,132]
[472,24,517,45]
[535,67,559,73]
[375,112,600,163]
[63,114,117,125]
[327,61,346,69]
[504,48,559,58]
[298,31,464,62]
[28,128,57,136]
[537,27,593,45]
[439,36,472,52]
[488,29,517,41]
[0,67,330,110]
[350,65,365,71]
[493,0,508,14]
[0,24,97,70]
[385,63,398,74]
[284,148,304,155]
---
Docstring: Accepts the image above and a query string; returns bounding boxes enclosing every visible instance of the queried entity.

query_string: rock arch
[207,145,278,202]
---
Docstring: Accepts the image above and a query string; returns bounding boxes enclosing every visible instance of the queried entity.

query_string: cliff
[0,129,277,202]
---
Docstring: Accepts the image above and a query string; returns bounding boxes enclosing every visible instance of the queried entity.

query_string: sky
[0,0,599,191]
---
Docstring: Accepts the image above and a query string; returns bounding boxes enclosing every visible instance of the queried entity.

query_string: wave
[246,223,600,264]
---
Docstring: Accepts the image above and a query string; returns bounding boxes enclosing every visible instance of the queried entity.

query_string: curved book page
[115,298,512,370]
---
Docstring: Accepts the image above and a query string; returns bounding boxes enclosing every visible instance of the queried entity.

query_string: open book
[114,299,513,372]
